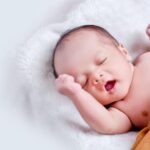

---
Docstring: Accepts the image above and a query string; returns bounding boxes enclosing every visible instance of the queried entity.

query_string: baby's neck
[130,63,136,82]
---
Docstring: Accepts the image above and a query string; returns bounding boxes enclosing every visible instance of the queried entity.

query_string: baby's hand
[146,24,150,39]
[55,74,82,97]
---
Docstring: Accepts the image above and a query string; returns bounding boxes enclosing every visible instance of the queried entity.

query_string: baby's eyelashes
[95,57,107,65]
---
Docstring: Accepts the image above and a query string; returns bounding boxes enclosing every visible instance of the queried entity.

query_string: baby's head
[52,25,134,105]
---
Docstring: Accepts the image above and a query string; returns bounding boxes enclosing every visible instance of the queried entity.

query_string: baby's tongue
[105,80,116,91]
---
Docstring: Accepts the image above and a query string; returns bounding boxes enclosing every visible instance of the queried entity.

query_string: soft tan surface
[131,122,150,150]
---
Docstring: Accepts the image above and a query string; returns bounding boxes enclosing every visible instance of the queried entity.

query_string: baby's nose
[92,73,104,85]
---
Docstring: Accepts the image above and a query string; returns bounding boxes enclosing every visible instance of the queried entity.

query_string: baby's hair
[51,25,119,78]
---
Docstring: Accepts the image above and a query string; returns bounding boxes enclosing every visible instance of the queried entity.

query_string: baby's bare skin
[113,52,150,129]
[114,24,150,129]
[146,24,150,38]
[56,74,133,134]
[55,24,150,134]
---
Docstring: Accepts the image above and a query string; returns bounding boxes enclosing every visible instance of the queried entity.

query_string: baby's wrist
[68,87,83,99]
[69,88,90,103]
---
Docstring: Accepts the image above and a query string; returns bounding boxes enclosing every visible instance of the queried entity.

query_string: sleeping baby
[52,24,150,134]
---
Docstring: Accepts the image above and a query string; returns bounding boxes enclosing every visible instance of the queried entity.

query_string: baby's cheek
[84,86,96,96]
[68,68,77,76]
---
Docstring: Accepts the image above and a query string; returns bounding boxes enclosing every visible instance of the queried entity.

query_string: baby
[52,24,150,134]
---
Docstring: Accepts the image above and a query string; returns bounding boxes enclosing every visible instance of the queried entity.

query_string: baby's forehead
[54,27,118,58]
[58,30,100,52]
[58,29,108,51]
[62,28,101,41]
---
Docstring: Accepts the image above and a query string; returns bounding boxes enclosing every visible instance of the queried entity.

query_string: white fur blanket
[17,0,150,149]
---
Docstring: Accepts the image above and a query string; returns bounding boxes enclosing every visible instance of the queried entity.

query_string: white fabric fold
[17,0,150,149]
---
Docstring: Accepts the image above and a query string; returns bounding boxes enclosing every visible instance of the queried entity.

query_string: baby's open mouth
[105,80,116,91]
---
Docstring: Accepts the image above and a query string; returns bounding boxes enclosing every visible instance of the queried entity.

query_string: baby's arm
[55,74,132,134]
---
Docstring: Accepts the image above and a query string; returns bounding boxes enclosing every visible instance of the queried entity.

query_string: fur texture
[17,0,150,149]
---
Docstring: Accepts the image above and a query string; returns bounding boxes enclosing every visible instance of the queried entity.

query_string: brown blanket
[131,122,150,150]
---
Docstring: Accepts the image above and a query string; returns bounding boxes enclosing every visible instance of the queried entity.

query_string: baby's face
[54,30,134,105]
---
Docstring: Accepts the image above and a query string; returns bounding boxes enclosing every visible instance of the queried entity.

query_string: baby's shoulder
[134,52,150,65]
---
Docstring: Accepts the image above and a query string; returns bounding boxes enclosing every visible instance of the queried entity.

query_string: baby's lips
[104,80,116,91]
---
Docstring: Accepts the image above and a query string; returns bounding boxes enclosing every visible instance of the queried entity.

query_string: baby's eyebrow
[95,50,103,57]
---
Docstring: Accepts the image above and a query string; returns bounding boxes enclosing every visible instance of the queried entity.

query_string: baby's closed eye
[95,57,107,66]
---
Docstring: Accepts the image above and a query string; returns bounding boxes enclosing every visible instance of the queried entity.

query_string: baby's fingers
[55,74,80,96]
[55,74,74,92]
[146,24,150,37]
[55,74,74,84]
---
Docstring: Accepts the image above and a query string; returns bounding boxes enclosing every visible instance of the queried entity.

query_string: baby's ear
[118,44,132,62]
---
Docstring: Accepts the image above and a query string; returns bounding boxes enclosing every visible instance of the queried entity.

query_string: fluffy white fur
[17,0,150,149]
